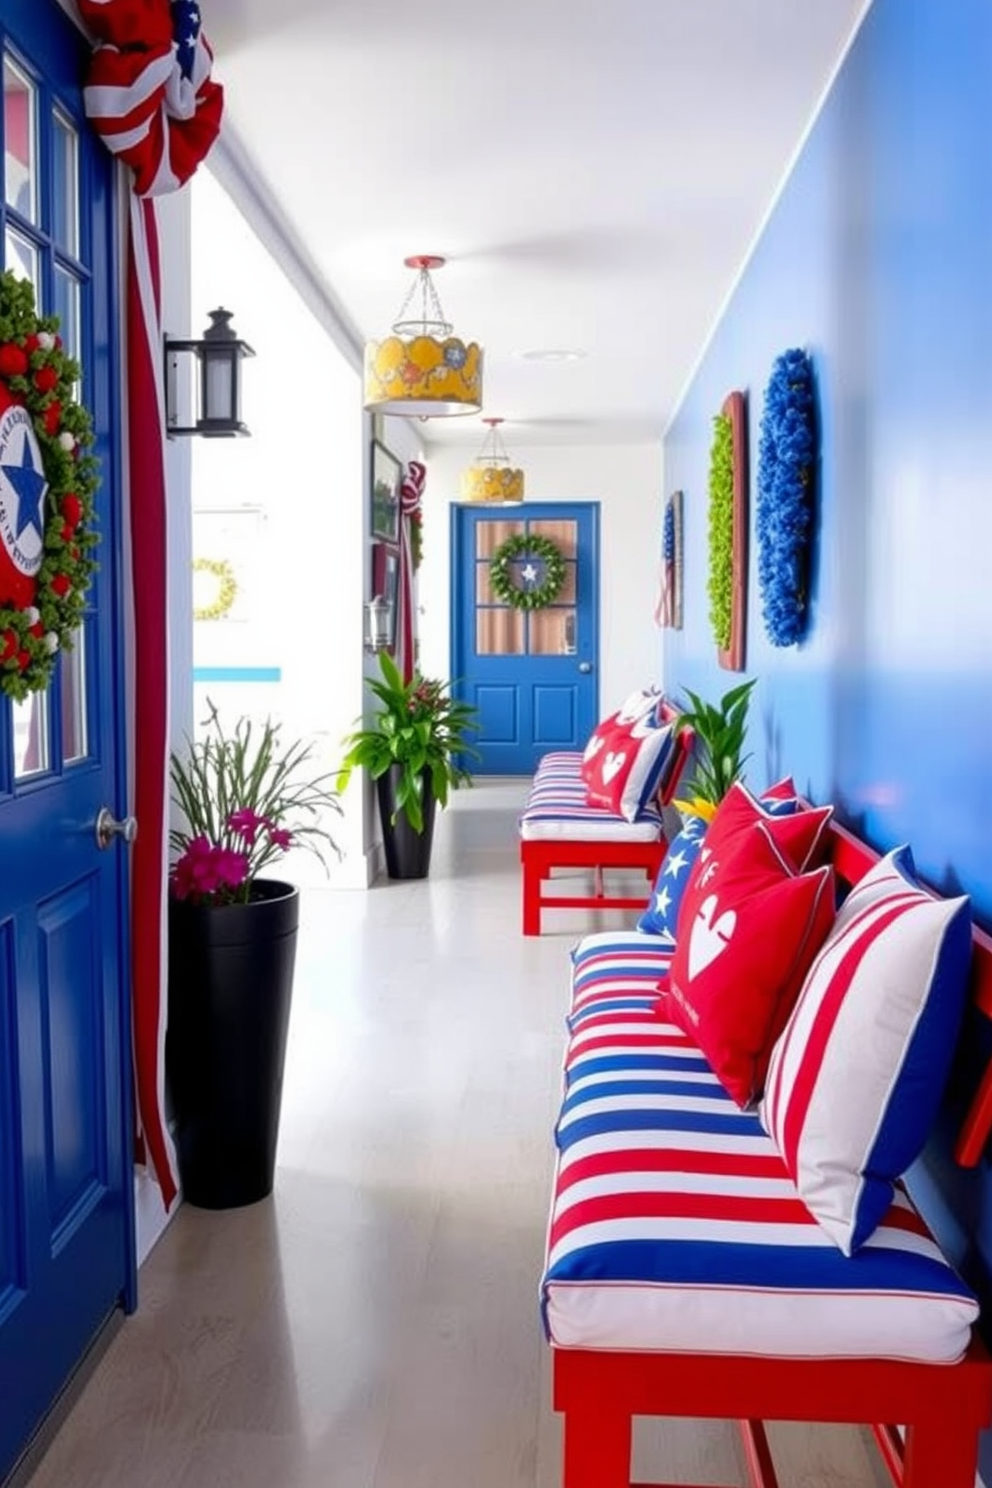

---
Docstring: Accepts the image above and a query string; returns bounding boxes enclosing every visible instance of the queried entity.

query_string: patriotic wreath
[193,558,238,621]
[757,348,816,647]
[489,533,567,611]
[707,409,735,651]
[0,272,99,703]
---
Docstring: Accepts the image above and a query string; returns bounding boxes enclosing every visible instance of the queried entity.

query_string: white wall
[418,440,666,713]
[186,169,368,885]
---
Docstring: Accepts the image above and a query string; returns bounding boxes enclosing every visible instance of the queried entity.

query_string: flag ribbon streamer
[396,459,425,684]
[82,0,226,1208]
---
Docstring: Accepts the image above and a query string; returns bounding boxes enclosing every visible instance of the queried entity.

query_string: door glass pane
[476,610,523,655]
[4,229,38,291]
[54,267,80,361]
[61,627,88,762]
[555,565,577,604]
[12,692,48,777]
[52,112,79,257]
[3,56,36,223]
[476,562,498,604]
[530,608,577,655]
[476,519,523,558]
[530,518,577,559]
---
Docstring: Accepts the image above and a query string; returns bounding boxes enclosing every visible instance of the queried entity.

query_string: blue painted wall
[664,0,992,1460]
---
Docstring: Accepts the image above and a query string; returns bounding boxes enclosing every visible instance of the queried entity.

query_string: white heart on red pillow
[601,750,626,783]
[687,894,737,977]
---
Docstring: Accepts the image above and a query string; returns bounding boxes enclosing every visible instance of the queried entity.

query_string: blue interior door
[0,4,134,1477]
[451,503,600,774]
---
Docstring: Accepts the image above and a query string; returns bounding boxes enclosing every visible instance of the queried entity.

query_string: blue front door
[451,503,600,774]
[0,4,134,1477]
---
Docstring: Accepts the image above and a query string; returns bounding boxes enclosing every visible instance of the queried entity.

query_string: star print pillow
[581,711,675,821]
[637,814,708,942]
[661,821,835,1107]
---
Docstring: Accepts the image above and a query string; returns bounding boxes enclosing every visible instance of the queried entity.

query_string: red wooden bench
[518,713,694,937]
[546,821,992,1488]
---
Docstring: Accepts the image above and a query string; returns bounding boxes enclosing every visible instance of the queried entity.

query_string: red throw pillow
[687,781,832,887]
[762,775,797,802]
[662,822,835,1107]
[581,714,674,821]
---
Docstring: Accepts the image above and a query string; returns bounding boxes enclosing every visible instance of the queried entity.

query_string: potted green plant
[337,652,481,879]
[673,677,756,821]
[167,702,341,1209]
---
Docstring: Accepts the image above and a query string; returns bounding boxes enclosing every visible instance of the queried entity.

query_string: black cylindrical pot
[376,766,437,879]
[166,880,299,1209]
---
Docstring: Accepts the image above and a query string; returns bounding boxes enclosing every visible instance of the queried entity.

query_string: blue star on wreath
[756,347,817,647]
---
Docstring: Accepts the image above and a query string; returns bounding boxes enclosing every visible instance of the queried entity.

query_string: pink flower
[227,807,266,846]
[268,826,293,851]
[171,837,249,902]
[215,848,250,888]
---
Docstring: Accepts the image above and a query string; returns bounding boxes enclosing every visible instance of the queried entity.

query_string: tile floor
[24,781,889,1488]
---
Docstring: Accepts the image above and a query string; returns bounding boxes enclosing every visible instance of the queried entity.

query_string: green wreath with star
[0,271,100,702]
[489,533,567,611]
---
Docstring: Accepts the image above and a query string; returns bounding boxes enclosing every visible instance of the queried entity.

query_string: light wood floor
[25,781,890,1488]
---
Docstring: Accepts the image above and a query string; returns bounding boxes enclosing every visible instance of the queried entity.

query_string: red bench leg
[561,1407,631,1488]
[902,1421,979,1488]
[522,853,542,936]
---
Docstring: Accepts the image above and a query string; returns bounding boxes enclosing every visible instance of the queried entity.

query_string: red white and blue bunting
[397,459,425,684]
[80,0,226,1209]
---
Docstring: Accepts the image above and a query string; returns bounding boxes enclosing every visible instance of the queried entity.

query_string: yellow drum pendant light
[364,254,483,417]
[461,417,525,504]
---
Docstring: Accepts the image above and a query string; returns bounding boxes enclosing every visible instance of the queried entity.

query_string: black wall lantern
[164,307,255,438]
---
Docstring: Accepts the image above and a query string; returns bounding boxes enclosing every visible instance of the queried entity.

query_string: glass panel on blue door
[61,628,88,763]
[477,610,523,655]
[530,608,576,655]
[52,112,79,257]
[12,692,48,777]
[476,518,523,557]
[3,231,38,292]
[54,267,80,361]
[476,562,498,604]
[3,56,36,224]
[530,518,577,559]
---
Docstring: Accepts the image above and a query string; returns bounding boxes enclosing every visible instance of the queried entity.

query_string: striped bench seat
[520,752,664,843]
[541,874,992,1488]
[518,743,692,936]
[542,930,978,1364]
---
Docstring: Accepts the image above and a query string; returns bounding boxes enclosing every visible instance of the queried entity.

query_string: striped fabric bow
[80,0,224,197]
[400,459,426,515]
[396,460,426,683]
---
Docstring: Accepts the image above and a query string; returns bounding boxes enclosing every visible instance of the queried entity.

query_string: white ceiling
[203,0,868,448]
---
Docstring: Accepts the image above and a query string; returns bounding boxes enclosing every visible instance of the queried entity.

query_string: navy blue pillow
[637,814,707,942]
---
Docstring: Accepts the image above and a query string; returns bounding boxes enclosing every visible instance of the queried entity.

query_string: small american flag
[655,489,683,629]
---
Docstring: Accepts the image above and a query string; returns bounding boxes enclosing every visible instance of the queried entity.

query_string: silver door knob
[578,661,593,674]
[95,808,138,850]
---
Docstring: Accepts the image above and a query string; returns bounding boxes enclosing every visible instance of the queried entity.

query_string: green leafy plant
[707,410,734,650]
[169,701,342,905]
[674,678,756,817]
[336,652,481,831]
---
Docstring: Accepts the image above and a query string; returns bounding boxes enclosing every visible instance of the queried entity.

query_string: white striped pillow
[760,845,972,1256]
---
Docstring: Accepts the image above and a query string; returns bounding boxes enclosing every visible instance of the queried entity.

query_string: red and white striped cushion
[542,965,978,1362]
[760,846,973,1255]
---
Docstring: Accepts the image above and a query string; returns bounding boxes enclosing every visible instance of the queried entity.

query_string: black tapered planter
[166,880,299,1209]
[377,765,437,879]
